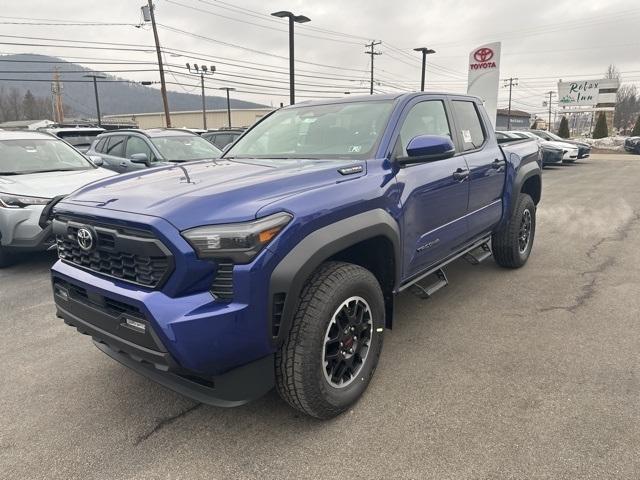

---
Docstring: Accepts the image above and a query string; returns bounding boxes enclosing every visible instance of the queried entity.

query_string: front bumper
[53,270,275,406]
[0,205,55,251]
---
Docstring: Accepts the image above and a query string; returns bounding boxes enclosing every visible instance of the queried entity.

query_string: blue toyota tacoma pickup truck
[51,93,541,419]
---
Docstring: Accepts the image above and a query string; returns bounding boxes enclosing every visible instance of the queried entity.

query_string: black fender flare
[268,209,401,347]
[511,160,541,213]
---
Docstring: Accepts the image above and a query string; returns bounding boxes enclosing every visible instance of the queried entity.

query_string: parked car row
[86,128,222,173]
[496,129,591,167]
[0,126,230,266]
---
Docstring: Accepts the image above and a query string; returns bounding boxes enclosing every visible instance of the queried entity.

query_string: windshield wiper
[0,171,21,175]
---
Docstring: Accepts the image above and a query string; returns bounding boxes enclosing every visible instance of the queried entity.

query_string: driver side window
[399,100,452,155]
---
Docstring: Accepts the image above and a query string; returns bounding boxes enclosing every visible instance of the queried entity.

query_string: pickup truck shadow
[0,251,58,277]
[88,256,507,447]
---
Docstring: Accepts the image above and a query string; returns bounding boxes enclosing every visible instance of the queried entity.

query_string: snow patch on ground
[578,136,627,151]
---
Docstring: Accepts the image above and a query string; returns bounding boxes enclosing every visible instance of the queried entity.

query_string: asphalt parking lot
[1,153,639,480]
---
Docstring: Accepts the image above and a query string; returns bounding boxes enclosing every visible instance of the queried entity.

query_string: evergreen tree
[632,115,640,136]
[592,113,609,139]
[22,90,37,120]
[558,116,570,138]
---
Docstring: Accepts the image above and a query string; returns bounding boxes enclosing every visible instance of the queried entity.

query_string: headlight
[0,192,51,209]
[182,212,292,263]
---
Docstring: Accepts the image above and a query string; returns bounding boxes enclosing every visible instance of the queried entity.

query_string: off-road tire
[492,193,536,268]
[275,261,385,419]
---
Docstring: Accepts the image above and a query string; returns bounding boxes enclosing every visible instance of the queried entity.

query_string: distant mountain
[0,53,265,118]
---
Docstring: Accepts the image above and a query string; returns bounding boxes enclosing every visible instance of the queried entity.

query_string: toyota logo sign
[76,227,95,251]
[473,47,494,63]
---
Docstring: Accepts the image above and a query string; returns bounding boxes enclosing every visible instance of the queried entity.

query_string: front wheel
[492,193,536,268]
[275,261,385,419]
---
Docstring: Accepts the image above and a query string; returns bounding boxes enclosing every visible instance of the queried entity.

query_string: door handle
[452,168,469,181]
[491,158,503,169]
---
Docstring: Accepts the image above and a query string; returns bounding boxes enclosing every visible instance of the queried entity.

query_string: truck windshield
[225,100,394,160]
[151,136,222,162]
[0,138,93,174]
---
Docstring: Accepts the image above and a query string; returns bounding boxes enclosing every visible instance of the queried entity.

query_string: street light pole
[413,47,436,91]
[186,63,215,129]
[219,87,236,127]
[83,74,106,126]
[271,10,310,105]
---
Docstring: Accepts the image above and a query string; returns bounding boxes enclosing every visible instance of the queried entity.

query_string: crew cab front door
[394,98,470,279]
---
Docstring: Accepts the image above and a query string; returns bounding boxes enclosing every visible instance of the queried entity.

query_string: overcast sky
[1,0,639,115]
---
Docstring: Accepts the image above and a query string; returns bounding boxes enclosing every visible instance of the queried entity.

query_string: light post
[186,63,216,129]
[84,74,106,126]
[413,47,436,91]
[271,10,310,105]
[218,87,236,128]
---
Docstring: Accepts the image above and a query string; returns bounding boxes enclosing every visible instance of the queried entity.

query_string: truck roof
[284,92,483,109]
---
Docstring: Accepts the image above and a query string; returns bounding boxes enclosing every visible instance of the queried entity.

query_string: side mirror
[130,152,150,165]
[88,155,103,166]
[397,135,455,166]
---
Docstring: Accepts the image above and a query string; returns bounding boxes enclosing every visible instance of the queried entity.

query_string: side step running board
[409,269,448,299]
[463,242,492,265]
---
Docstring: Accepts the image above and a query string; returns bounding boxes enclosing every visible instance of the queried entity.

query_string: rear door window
[105,135,126,158]
[452,101,486,151]
[94,138,107,153]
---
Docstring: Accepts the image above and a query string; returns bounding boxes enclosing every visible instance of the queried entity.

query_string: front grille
[54,217,173,289]
[210,260,234,300]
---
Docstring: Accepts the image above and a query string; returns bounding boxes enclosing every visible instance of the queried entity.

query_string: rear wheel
[275,261,385,419]
[492,193,536,268]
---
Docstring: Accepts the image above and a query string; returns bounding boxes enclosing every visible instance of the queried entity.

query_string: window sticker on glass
[462,129,473,143]
[348,145,362,153]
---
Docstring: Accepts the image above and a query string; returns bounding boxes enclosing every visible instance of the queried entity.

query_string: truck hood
[0,167,116,198]
[60,158,364,230]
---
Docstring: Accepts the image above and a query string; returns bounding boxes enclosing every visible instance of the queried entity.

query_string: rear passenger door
[450,99,505,238]
[394,98,471,279]
[100,135,128,173]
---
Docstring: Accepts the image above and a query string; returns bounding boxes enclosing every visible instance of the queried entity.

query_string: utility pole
[365,41,382,95]
[84,74,106,127]
[271,11,310,106]
[546,91,556,132]
[143,1,171,127]
[51,68,64,124]
[219,87,236,128]
[413,47,436,91]
[503,77,518,130]
[186,63,215,129]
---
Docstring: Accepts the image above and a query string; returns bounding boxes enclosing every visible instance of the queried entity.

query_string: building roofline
[104,107,274,118]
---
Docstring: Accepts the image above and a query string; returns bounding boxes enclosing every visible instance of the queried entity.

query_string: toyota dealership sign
[467,42,502,126]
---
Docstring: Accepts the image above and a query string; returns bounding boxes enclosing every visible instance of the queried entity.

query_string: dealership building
[495,109,532,130]
[104,107,275,130]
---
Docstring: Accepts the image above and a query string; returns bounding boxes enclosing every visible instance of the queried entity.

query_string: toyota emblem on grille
[77,227,95,251]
